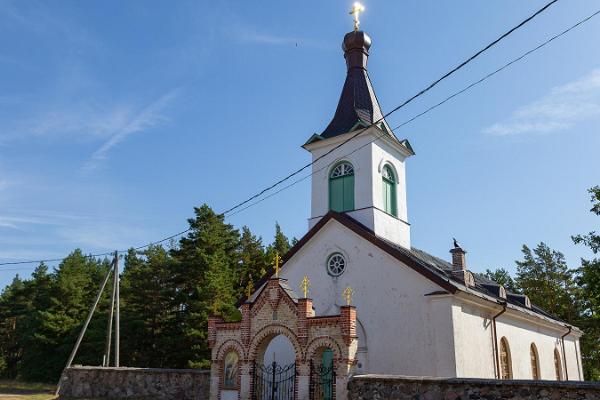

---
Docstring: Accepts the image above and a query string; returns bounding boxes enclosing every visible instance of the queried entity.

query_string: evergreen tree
[572,186,600,380]
[170,204,241,368]
[120,245,184,368]
[19,250,111,382]
[239,226,269,295]
[482,268,518,293]
[266,222,292,263]
[514,243,577,322]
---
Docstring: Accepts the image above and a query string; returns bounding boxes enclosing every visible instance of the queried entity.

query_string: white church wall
[280,219,455,376]
[564,336,584,381]
[451,300,496,378]
[452,299,583,381]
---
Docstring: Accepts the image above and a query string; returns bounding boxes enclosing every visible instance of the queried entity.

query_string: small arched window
[329,162,355,212]
[500,337,512,379]
[530,343,540,380]
[382,165,397,217]
[554,349,562,381]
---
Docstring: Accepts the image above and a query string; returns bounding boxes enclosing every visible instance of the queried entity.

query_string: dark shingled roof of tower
[306,30,404,147]
[320,64,392,139]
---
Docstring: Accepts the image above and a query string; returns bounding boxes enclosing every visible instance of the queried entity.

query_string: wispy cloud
[229,24,334,50]
[82,89,178,170]
[240,31,300,46]
[483,69,600,136]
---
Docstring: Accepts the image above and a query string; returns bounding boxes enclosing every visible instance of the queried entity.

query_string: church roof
[305,31,399,146]
[237,211,572,329]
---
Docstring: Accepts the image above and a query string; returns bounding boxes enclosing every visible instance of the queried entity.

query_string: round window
[327,253,346,277]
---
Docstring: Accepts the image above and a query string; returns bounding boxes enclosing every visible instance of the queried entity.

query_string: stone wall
[59,366,210,400]
[347,375,600,400]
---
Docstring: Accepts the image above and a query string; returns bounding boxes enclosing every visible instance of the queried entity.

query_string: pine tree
[515,243,577,321]
[239,226,269,294]
[481,268,518,293]
[170,204,241,369]
[266,222,292,263]
[572,186,600,380]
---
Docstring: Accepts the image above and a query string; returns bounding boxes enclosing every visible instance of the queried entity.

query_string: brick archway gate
[208,277,357,400]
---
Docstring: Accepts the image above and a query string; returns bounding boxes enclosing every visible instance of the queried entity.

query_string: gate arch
[208,278,357,400]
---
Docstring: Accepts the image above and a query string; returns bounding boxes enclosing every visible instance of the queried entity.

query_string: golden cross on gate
[343,286,355,305]
[349,2,365,32]
[300,276,310,298]
[274,253,282,277]
[245,279,254,299]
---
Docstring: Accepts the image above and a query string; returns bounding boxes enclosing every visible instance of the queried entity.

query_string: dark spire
[319,30,393,139]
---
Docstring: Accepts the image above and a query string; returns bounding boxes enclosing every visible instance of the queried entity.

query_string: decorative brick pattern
[347,375,600,400]
[208,278,358,400]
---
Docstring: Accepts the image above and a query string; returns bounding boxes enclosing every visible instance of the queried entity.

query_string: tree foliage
[572,186,600,380]
[1,189,599,381]
[0,204,292,381]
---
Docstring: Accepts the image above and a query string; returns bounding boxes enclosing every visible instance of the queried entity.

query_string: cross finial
[343,286,355,305]
[349,2,365,32]
[245,279,254,299]
[300,276,310,298]
[273,253,282,278]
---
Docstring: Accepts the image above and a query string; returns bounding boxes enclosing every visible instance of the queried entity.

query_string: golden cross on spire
[349,2,365,32]
[273,253,282,278]
[300,276,310,298]
[343,286,355,305]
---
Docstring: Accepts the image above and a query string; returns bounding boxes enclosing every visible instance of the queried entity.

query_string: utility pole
[55,256,115,396]
[103,256,117,367]
[114,250,120,367]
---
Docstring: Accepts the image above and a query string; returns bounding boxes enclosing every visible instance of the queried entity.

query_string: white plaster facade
[280,119,584,381]
[278,216,584,380]
[304,126,412,249]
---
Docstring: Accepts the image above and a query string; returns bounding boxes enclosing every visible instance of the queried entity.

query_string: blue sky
[1,0,600,289]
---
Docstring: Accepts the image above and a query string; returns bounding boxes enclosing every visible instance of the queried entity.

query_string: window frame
[326,252,346,277]
[530,343,540,380]
[499,337,513,379]
[328,161,355,213]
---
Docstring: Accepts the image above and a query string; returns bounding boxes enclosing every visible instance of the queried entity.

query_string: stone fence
[347,375,600,400]
[58,366,210,400]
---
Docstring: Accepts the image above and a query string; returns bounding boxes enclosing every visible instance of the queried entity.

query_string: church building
[208,13,584,400]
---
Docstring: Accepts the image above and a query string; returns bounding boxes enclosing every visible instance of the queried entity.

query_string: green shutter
[329,178,344,212]
[329,174,354,212]
[383,178,397,217]
[342,175,354,211]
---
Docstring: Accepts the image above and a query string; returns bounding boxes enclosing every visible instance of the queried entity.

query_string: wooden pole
[114,251,120,367]
[103,256,117,366]
[55,257,115,396]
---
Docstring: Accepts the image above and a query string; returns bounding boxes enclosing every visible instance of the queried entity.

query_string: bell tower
[302,26,414,249]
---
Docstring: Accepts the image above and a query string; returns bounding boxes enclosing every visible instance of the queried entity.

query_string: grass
[0,380,56,400]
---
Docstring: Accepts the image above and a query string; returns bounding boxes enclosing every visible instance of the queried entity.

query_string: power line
[0,0,569,269]
[225,7,600,218]
[220,0,560,217]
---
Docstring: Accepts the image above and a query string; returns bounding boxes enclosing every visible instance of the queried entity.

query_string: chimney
[450,245,466,271]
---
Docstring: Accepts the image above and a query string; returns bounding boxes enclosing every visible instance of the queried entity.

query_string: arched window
[382,165,397,217]
[500,337,512,379]
[329,162,354,212]
[530,343,540,380]
[554,349,562,381]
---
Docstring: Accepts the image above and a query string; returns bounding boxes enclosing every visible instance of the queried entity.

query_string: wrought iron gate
[253,361,296,400]
[309,360,335,400]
